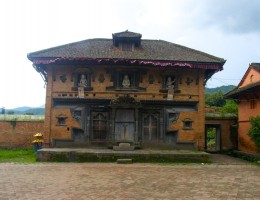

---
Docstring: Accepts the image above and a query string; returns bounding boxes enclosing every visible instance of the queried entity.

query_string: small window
[56,116,67,126]
[250,100,256,109]
[250,75,254,82]
[183,119,193,130]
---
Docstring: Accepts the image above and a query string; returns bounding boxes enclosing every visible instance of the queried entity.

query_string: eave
[29,56,224,84]
[29,57,224,69]
[225,81,260,99]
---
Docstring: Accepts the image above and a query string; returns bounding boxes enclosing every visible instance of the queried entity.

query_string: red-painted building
[225,63,260,153]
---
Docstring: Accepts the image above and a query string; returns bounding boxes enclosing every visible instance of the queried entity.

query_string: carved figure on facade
[78,74,88,87]
[122,75,130,88]
[166,109,180,129]
[71,109,82,123]
[166,76,175,90]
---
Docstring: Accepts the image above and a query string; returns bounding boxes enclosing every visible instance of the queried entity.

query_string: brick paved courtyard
[0,155,259,200]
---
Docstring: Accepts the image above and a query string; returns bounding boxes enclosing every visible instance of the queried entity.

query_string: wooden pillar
[135,107,139,144]
[111,108,116,143]
[160,110,164,141]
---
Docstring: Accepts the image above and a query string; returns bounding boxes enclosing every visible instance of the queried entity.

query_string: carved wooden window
[182,118,193,130]
[91,112,108,140]
[143,113,159,141]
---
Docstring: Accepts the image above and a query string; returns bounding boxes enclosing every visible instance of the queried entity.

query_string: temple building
[28,30,225,150]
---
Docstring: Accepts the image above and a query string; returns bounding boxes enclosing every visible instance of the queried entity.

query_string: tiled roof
[225,81,260,99]
[251,63,260,72]
[28,38,225,64]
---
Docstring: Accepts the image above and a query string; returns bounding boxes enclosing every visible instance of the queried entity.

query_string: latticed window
[92,112,108,140]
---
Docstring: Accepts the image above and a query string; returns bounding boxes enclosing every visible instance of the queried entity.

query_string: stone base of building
[36,148,210,163]
[51,138,196,151]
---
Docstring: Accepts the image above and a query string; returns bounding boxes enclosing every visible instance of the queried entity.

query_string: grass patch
[0,148,36,163]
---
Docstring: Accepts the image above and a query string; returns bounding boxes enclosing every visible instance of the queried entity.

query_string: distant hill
[13,106,32,112]
[22,108,45,115]
[205,85,236,94]
[5,106,45,115]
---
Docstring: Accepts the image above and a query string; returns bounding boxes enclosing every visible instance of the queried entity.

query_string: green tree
[205,91,226,107]
[248,115,260,147]
[221,99,238,115]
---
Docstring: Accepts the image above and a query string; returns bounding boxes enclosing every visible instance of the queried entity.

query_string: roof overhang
[30,57,223,69]
[29,57,224,84]
[225,81,260,99]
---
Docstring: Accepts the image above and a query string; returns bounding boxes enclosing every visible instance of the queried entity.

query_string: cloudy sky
[0,0,259,109]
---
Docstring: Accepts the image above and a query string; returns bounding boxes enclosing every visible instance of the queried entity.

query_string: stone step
[117,159,133,164]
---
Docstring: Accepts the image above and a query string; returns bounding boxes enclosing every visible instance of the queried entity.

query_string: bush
[221,99,238,115]
[248,115,260,147]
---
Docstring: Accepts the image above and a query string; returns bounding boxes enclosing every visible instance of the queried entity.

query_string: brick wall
[0,120,44,148]
[43,64,207,149]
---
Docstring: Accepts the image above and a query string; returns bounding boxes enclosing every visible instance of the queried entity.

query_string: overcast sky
[0,0,259,109]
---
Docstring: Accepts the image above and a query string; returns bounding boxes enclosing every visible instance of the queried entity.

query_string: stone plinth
[113,143,135,151]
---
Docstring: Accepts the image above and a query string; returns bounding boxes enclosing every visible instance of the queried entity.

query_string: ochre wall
[0,121,44,148]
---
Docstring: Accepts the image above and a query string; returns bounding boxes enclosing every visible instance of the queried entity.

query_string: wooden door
[115,109,135,141]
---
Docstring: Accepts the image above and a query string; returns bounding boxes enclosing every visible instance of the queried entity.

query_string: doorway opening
[205,124,221,152]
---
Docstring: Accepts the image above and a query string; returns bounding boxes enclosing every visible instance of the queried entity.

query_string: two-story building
[225,63,260,153]
[28,31,225,150]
